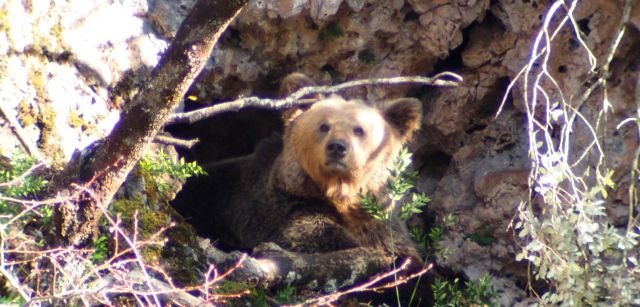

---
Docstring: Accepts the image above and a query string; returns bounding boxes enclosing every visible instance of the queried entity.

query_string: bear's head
[274,94,423,217]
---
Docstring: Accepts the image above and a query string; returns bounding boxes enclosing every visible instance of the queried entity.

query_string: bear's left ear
[383,98,423,141]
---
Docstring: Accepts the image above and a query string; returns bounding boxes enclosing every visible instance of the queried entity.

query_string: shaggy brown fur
[172,75,423,284]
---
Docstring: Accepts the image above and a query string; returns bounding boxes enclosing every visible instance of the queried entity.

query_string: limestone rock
[148,0,196,38]
[0,0,166,162]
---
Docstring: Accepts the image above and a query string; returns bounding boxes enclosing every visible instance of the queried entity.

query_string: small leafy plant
[432,274,497,307]
[90,233,110,263]
[465,274,498,305]
[361,148,430,221]
[361,148,433,306]
[0,153,46,304]
[0,153,46,222]
[432,277,462,307]
[0,294,25,306]
[0,154,46,215]
[139,150,206,195]
[410,213,456,260]
[275,284,297,305]
[466,224,494,247]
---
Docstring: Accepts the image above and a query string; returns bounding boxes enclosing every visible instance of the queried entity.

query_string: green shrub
[275,284,297,305]
[139,149,206,196]
[507,2,640,304]
[361,148,430,221]
[466,224,494,247]
[410,213,455,260]
[89,233,109,263]
[0,154,46,215]
[0,153,51,233]
[432,274,497,307]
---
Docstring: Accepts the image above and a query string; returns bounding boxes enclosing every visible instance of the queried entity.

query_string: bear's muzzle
[324,139,350,173]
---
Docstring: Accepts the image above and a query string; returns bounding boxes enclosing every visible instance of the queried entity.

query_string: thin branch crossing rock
[167,73,463,125]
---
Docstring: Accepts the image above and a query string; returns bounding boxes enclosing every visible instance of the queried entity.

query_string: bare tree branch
[0,104,41,161]
[0,162,43,188]
[153,135,199,149]
[291,260,434,306]
[166,72,463,125]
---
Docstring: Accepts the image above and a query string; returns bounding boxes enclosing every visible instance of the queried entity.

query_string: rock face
[0,0,166,163]
[1,0,639,304]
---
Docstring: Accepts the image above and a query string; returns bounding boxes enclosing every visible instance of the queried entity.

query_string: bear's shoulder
[252,133,283,165]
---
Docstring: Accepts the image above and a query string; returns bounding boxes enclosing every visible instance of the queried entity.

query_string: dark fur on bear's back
[174,134,291,249]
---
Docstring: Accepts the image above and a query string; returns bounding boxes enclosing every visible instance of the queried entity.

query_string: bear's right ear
[383,98,423,141]
[280,73,322,125]
[279,73,315,96]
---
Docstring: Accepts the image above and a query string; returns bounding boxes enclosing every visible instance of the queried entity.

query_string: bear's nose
[326,140,348,159]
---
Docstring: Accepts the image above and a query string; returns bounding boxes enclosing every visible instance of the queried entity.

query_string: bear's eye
[319,123,330,133]
[353,126,365,137]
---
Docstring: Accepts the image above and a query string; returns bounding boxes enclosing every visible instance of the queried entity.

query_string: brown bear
[172,77,423,288]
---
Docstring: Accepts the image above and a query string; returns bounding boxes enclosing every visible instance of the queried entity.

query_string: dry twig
[0,162,44,188]
[153,135,199,149]
[501,0,640,303]
[288,259,434,307]
[0,165,249,305]
[0,105,41,161]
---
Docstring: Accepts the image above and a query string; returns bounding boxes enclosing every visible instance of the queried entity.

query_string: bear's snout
[326,139,348,160]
